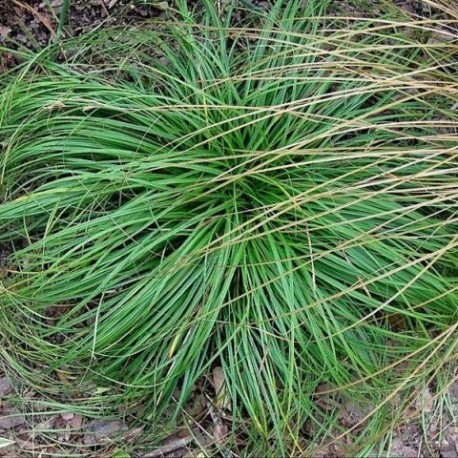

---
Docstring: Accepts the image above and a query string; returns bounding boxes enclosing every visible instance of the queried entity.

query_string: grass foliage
[1,0,457,453]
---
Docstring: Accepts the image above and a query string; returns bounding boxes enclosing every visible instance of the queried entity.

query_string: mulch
[0,0,162,48]
[0,0,166,71]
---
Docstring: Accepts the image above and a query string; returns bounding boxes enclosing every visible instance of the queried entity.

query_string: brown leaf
[391,437,419,458]
[415,387,433,413]
[0,378,12,397]
[213,366,230,411]
[0,413,26,430]
[0,26,12,38]
[36,416,57,431]
[448,381,458,397]
[388,313,407,330]
[400,2,416,16]
[15,438,39,450]
[439,427,458,458]
[213,423,228,445]
[83,420,128,445]
[61,412,83,430]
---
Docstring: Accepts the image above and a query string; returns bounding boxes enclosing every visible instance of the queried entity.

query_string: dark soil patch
[0,1,163,49]
[0,0,166,71]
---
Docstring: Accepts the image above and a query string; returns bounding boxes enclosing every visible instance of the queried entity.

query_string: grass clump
[0,0,457,454]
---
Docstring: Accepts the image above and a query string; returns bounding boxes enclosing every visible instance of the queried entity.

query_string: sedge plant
[0,0,457,454]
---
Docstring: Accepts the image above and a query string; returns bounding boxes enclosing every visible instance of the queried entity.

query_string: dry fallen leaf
[213,366,231,411]
[59,412,83,441]
[391,437,418,458]
[0,26,12,38]
[0,378,12,397]
[213,423,229,445]
[83,419,128,445]
[0,411,26,430]
[415,387,434,413]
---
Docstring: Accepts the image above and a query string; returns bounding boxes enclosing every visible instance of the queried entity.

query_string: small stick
[141,437,193,458]
[12,0,56,39]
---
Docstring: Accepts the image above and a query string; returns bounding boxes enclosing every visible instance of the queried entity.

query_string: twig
[141,437,193,458]
[108,0,120,9]
[12,0,56,39]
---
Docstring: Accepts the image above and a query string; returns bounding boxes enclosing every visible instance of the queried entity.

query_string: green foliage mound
[1,0,457,453]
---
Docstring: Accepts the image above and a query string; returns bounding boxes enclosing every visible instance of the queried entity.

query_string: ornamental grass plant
[0,0,457,454]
